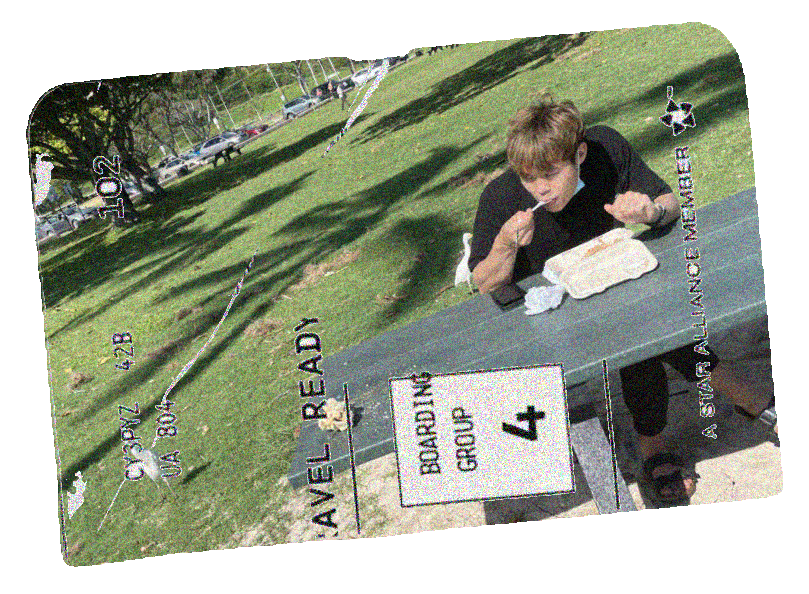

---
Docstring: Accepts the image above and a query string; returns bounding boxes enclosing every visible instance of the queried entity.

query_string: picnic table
[289,187,766,513]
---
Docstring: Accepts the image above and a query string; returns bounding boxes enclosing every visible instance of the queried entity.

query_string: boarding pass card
[20,18,784,574]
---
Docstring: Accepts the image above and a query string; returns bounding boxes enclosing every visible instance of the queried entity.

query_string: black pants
[619,343,719,436]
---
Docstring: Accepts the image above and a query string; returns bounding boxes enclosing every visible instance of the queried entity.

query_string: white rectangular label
[390,365,574,506]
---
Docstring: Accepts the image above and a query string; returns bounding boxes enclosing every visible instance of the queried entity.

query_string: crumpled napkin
[318,398,349,431]
[524,284,566,315]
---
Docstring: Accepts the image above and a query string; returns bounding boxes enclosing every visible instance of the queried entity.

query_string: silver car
[220,130,246,144]
[157,154,206,181]
[198,135,241,160]
[282,95,317,119]
[35,213,72,242]
[350,63,386,86]
[60,203,98,229]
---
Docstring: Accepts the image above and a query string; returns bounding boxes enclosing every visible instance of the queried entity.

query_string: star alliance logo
[659,86,696,135]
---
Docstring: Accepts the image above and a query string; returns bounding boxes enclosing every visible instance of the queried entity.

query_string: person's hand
[496,208,535,249]
[604,191,658,224]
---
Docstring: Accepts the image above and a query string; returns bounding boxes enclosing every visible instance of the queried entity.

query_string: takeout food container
[545,228,658,299]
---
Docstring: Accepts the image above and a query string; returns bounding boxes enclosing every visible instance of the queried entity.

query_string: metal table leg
[569,408,636,513]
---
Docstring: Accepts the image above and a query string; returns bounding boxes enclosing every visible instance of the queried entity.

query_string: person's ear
[576,141,587,166]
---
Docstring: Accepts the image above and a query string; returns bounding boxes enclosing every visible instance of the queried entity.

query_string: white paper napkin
[524,284,566,315]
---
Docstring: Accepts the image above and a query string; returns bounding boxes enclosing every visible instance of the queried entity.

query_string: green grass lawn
[41,22,754,565]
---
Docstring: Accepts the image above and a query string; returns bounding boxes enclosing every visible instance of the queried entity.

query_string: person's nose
[531,179,550,196]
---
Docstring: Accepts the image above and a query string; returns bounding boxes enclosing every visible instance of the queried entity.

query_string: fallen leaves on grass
[244,317,282,338]
[68,372,94,390]
[448,173,471,188]
[143,312,220,365]
[66,541,83,558]
[288,249,360,292]
[572,47,603,62]
[375,292,406,305]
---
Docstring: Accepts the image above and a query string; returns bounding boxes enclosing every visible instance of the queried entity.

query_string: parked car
[122,179,143,198]
[239,123,270,137]
[350,68,372,86]
[122,176,163,198]
[387,55,408,67]
[196,135,241,159]
[310,79,345,100]
[60,203,98,229]
[183,153,205,169]
[282,95,318,119]
[157,156,192,181]
[180,143,205,161]
[220,130,246,144]
[156,156,173,170]
[350,63,386,86]
[35,213,72,242]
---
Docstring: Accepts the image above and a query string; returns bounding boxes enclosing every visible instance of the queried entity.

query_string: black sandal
[735,396,777,439]
[642,452,699,504]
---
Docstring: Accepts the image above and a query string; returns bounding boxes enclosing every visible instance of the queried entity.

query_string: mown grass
[41,22,753,565]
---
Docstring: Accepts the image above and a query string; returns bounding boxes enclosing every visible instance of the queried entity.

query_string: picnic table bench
[289,187,766,513]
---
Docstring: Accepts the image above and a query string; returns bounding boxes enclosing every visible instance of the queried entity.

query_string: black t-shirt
[468,125,672,282]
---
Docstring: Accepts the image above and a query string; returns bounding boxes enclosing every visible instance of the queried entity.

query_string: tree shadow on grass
[58,226,368,491]
[417,146,507,202]
[251,113,372,169]
[41,112,372,317]
[44,169,316,340]
[269,144,490,334]
[143,167,318,300]
[63,140,480,428]
[353,34,590,144]
[370,213,463,329]
[269,137,489,262]
[580,50,749,160]
[131,116,368,221]
[42,211,205,310]
[58,274,288,490]
[55,135,486,490]
[582,51,745,126]
[627,83,750,160]
[37,217,108,260]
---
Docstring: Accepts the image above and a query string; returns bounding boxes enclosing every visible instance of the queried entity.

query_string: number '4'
[502,405,545,441]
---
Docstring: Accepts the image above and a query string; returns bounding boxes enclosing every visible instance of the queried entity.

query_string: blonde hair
[506,98,584,179]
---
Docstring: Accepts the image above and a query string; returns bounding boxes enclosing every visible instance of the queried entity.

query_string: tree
[280,61,310,96]
[28,75,174,221]
[133,70,225,158]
